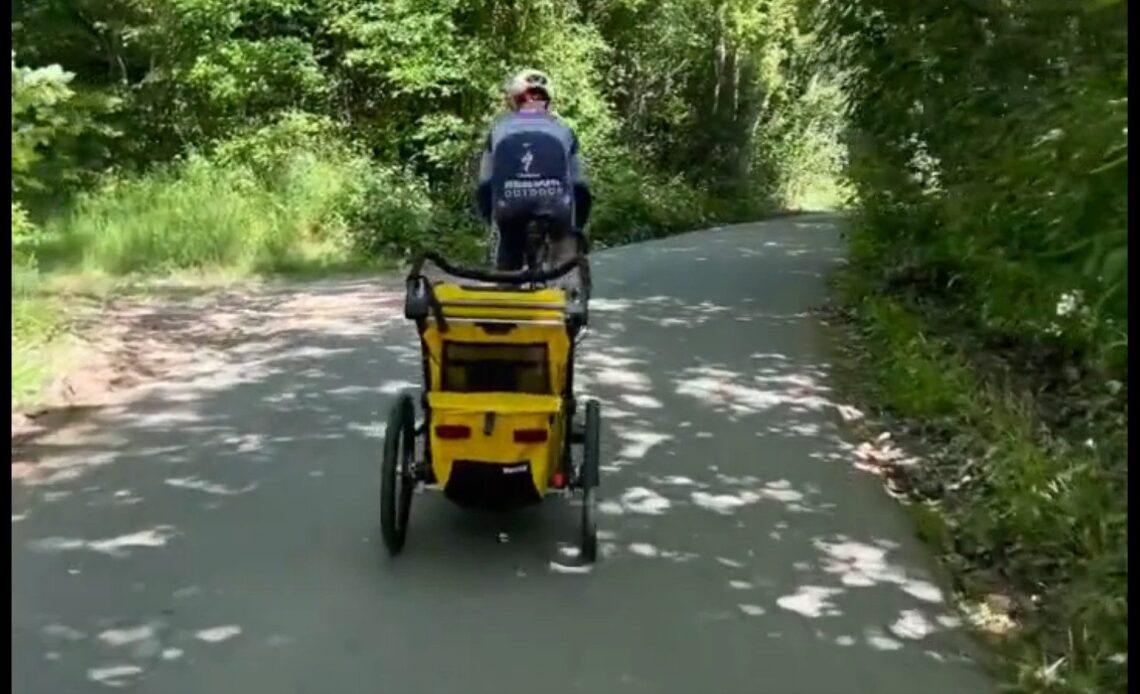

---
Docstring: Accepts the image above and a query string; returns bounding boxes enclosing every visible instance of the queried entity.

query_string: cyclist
[475,69,592,277]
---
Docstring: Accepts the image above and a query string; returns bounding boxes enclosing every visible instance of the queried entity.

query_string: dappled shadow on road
[558,287,976,667]
[11,276,416,691]
[11,221,988,693]
[12,276,406,467]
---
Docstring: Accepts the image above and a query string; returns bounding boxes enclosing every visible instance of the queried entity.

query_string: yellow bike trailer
[379,252,601,562]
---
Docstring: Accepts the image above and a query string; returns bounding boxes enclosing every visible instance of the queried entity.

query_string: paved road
[12,214,994,693]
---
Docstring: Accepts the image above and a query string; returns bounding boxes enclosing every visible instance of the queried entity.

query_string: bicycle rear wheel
[522,220,553,286]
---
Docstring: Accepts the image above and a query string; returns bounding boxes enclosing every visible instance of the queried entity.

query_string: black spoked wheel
[380,391,417,556]
[579,399,601,563]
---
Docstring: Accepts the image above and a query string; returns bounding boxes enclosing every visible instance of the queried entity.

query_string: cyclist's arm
[568,134,592,231]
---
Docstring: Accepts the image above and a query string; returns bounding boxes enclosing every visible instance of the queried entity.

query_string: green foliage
[12,201,39,264]
[11,296,61,407]
[336,162,436,259]
[11,57,75,187]
[591,164,706,246]
[11,53,120,203]
[822,1,1127,687]
[211,111,343,177]
[755,76,850,209]
[9,0,848,401]
[858,297,971,417]
[56,154,295,273]
[34,113,442,275]
[11,238,62,406]
[819,0,1127,378]
[12,0,839,230]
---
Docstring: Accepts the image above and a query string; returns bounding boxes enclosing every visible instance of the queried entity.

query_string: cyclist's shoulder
[487,112,581,158]
[495,110,573,132]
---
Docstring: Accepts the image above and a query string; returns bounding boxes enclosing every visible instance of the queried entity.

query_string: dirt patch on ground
[11,276,406,480]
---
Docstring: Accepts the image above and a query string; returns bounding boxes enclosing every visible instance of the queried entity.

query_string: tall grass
[11,139,435,406]
[48,152,360,275]
[11,262,65,407]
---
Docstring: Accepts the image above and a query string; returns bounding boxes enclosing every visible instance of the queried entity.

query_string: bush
[590,157,712,246]
[821,0,1127,379]
[337,160,436,259]
[12,201,38,265]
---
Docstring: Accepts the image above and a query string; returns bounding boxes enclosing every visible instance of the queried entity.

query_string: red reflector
[552,472,566,488]
[513,429,549,444]
[435,425,471,439]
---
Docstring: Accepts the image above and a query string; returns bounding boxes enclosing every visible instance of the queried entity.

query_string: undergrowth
[11,263,68,408]
[833,269,1127,694]
[41,150,419,276]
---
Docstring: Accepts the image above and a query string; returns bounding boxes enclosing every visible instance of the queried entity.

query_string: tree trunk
[713,35,726,116]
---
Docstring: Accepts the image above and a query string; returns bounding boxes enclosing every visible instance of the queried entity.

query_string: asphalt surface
[12,214,995,694]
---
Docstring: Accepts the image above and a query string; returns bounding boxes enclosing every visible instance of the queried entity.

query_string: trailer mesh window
[441,342,550,394]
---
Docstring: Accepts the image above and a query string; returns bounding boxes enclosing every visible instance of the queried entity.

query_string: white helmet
[505,69,553,105]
